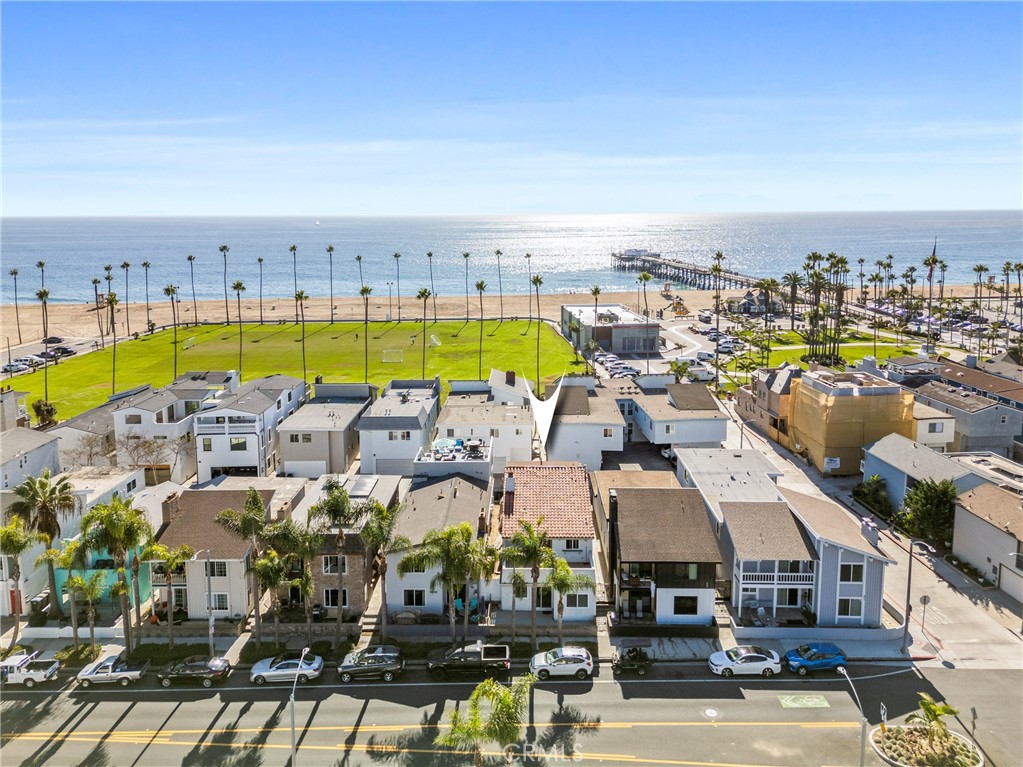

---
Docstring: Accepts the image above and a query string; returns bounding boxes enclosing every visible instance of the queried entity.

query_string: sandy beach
[0,283,985,346]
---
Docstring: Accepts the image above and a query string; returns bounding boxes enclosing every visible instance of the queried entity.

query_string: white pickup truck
[0,652,60,688]
[76,652,150,688]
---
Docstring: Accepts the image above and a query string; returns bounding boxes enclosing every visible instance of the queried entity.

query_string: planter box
[871,726,983,767]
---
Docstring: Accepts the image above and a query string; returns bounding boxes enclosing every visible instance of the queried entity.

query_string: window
[564,539,581,551]
[927,422,944,434]
[277,399,282,409]
[126,479,137,492]
[288,392,293,402]
[1000,415,1008,424]
[603,428,613,438]
[289,434,299,443]
[155,411,164,424]
[215,416,226,424]
[403,561,425,573]
[515,428,522,436]
[185,401,200,415]
[403,589,425,607]
[202,438,212,452]
[490,428,499,437]
[840,563,864,583]
[665,424,674,434]
[323,588,347,608]
[322,556,347,575]
[210,593,229,611]
[566,593,589,609]
[125,414,142,425]
[838,598,863,617]
[673,596,699,615]
[446,429,455,438]
[205,561,228,578]
[302,433,312,443]
[230,437,247,451]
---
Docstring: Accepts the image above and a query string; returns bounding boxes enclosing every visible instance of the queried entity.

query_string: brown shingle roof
[502,462,594,539]
[779,487,893,562]
[957,484,1023,541]
[615,488,720,563]
[721,501,818,562]
[157,489,274,559]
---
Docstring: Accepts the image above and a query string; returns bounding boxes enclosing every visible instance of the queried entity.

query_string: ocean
[1,212,1019,305]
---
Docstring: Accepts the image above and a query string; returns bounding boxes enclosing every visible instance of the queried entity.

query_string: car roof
[803,642,844,652]
[553,646,590,658]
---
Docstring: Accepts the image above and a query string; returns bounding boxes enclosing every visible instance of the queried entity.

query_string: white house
[50,399,118,470]
[278,383,375,478]
[609,377,728,449]
[487,370,534,407]
[357,378,441,476]
[499,462,597,622]
[193,374,307,484]
[545,380,625,470]
[435,387,533,476]
[0,387,29,430]
[954,484,1023,603]
[1,427,60,491]
[386,474,493,616]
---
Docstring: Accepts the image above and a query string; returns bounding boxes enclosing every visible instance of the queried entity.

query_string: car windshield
[725,648,746,662]
[795,645,813,659]
[544,650,560,664]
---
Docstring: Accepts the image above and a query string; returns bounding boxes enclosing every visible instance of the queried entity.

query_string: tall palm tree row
[781,271,803,330]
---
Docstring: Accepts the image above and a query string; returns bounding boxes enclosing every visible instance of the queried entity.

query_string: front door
[537,587,553,612]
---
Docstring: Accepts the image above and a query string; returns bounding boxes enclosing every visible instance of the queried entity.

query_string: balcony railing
[151,571,187,585]
[739,572,815,585]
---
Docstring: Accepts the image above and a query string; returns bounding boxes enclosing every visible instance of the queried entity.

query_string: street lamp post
[193,549,215,657]
[900,539,937,654]
[386,282,393,322]
[290,646,311,766]
[837,666,868,767]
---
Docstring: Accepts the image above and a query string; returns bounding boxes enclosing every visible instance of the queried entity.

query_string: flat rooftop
[438,393,532,426]
[801,369,902,395]
[279,401,368,430]
[562,303,657,327]
[947,452,1023,495]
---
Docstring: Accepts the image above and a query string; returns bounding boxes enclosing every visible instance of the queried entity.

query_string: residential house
[357,378,441,475]
[385,473,493,617]
[194,374,307,484]
[1,427,60,491]
[953,484,1023,603]
[560,303,660,355]
[278,383,376,478]
[50,399,118,470]
[0,386,29,429]
[290,473,401,620]
[862,433,989,512]
[590,469,681,573]
[500,462,597,621]
[433,384,532,476]
[910,402,957,452]
[726,289,779,316]
[610,377,728,449]
[487,369,534,407]
[675,448,784,531]
[736,364,802,448]
[946,452,1023,496]
[545,380,625,470]
[610,487,721,624]
[905,380,1022,458]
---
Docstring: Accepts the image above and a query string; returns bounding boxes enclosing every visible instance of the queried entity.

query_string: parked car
[696,350,716,361]
[529,646,594,681]
[14,355,44,367]
[0,652,60,688]
[42,336,64,344]
[2,363,29,374]
[249,651,324,685]
[77,652,150,687]
[784,643,847,676]
[52,346,77,357]
[426,641,510,679]
[708,646,782,677]
[157,655,232,688]
[337,645,405,683]
[617,365,641,375]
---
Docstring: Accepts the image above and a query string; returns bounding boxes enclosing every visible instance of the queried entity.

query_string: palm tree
[264,517,329,647]
[638,270,653,319]
[417,288,431,377]
[216,487,268,644]
[0,516,44,652]
[356,254,365,288]
[973,263,989,308]
[68,571,104,653]
[1015,261,1023,325]
[1002,261,1014,319]
[590,284,602,344]
[475,280,487,379]
[295,290,309,382]
[525,252,533,327]
[309,479,359,650]
[143,542,194,648]
[80,495,154,653]
[10,469,79,617]
[508,570,527,641]
[36,260,45,288]
[532,274,544,395]
[426,252,438,322]
[583,339,601,374]
[502,518,554,651]
[233,280,246,376]
[711,252,725,387]
[906,692,959,749]
[36,288,50,401]
[120,261,132,336]
[163,284,179,378]
[359,500,412,642]
[251,548,290,647]
[325,245,335,324]
[856,257,866,303]
[92,278,105,345]
[544,557,596,645]
[755,277,780,364]
[103,264,114,321]
[9,268,22,344]
[106,292,119,394]
[360,285,372,383]
[495,249,504,321]
[461,537,498,640]
[393,253,402,322]
[288,244,299,323]
[668,358,692,383]
[256,256,265,324]
[782,271,803,330]
[186,254,198,325]
[435,675,536,767]
[462,252,471,321]
[141,261,152,328]
[398,523,473,644]
[219,244,231,324]
[54,538,88,650]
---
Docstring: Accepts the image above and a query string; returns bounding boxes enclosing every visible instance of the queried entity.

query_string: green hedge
[129,643,211,666]
[53,644,102,667]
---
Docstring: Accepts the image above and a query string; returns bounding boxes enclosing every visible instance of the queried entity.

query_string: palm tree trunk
[274,600,281,647]
[462,576,472,641]
[46,558,62,618]
[88,606,97,651]
[335,541,345,650]
[13,278,21,344]
[530,574,539,651]
[118,571,133,653]
[69,588,80,651]
[379,567,389,641]
[131,559,143,650]
[168,583,176,648]
[448,585,458,644]
[9,583,22,651]
[557,597,564,645]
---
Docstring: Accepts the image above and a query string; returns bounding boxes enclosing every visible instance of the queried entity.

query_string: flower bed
[871,726,982,767]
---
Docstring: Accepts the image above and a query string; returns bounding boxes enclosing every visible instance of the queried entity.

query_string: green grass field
[15,319,580,420]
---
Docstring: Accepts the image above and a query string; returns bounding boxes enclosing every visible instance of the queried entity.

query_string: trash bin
[29,594,49,615]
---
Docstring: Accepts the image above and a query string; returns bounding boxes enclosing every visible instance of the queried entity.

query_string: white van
[696,350,716,362]
[687,366,715,382]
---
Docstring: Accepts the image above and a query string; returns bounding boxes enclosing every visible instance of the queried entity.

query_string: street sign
[920,595,931,606]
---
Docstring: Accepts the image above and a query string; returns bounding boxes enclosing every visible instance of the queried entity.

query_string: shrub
[1,644,34,660]
[239,641,288,665]
[853,475,894,520]
[129,643,210,666]
[53,644,102,667]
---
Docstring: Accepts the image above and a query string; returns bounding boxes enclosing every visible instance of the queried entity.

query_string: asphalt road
[2,664,1019,767]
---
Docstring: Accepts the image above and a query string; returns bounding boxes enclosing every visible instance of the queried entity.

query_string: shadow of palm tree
[361,704,454,767]
[530,701,602,764]
[181,700,283,767]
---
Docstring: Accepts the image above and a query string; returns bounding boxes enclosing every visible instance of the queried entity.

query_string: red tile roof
[501,462,594,540]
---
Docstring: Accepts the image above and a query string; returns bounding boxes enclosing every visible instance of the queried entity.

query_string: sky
[2,1,1020,216]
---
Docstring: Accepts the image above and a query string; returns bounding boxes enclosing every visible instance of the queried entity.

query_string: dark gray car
[337,645,404,683]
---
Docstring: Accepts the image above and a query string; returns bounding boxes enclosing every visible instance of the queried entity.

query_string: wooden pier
[611,249,764,291]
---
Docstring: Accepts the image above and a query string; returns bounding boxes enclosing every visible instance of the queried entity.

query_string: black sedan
[52,346,77,357]
[337,645,404,683]
[156,656,231,688]
[42,336,64,344]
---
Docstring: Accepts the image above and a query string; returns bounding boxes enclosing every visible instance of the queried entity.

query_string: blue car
[784,643,847,676]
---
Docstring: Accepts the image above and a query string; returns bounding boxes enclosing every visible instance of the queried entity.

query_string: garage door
[374,458,411,476]
[999,564,1023,604]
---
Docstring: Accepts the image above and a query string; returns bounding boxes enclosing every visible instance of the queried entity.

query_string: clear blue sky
[3,1,1020,215]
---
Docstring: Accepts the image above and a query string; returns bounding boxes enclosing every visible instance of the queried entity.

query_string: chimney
[477,510,487,537]
[609,488,619,523]
[505,474,515,494]
[161,492,180,526]
[505,370,516,387]
[860,516,879,547]
[964,354,977,369]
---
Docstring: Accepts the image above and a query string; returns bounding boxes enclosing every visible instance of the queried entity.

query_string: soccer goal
[430,335,442,347]
[182,336,197,351]
[381,349,404,363]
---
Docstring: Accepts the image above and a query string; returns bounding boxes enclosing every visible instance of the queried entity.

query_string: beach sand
[0,284,983,345]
